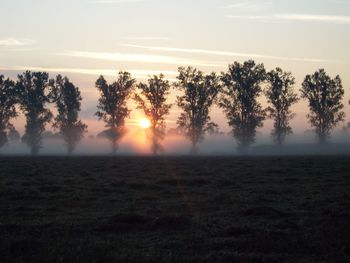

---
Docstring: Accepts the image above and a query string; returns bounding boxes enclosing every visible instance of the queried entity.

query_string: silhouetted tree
[95,72,135,153]
[348,95,350,129]
[17,71,54,155]
[176,67,220,153]
[265,68,299,145]
[301,69,345,143]
[8,127,20,141]
[134,74,172,155]
[52,75,87,154]
[220,60,266,152]
[0,75,17,148]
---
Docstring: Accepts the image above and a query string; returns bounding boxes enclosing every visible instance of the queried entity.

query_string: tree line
[0,60,347,155]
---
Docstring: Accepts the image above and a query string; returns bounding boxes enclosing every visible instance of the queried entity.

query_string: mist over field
[1,129,350,156]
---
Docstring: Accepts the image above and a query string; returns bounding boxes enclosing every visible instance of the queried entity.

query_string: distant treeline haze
[0,60,347,155]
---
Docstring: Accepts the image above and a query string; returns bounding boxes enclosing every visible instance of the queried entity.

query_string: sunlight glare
[139,118,151,129]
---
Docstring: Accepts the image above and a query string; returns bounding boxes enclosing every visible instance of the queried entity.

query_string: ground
[0,156,350,262]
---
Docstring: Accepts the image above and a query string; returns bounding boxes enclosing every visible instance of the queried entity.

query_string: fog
[1,128,350,156]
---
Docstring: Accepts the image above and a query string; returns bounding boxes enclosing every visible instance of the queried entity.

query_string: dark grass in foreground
[0,156,350,262]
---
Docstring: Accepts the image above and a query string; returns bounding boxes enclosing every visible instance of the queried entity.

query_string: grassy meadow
[0,156,350,262]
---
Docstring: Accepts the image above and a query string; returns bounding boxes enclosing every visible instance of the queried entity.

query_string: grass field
[0,156,350,262]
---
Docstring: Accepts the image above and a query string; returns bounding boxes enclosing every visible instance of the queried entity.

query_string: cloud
[222,2,272,10]
[121,36,171,41]
[0,66,178,80]
[226,14,350,24]
[93,0,147,3]
[0,38,35,46]
[121,44,350,64]
[59,50,223,67]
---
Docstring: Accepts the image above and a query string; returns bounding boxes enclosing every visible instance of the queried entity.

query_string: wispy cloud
[0,66,177,80]
[93,0,147,4]
[121,44,350,64]
[121,36,171,41]
[59,50,222,67]
[0,38,35,46]
[222,1,272,10]
[226,14,350,24]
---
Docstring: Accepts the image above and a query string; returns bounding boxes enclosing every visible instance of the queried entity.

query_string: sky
[0,0,350,140]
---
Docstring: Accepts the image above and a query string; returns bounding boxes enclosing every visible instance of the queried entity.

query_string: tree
[17,71,54,155]
[220,60,266,152]
[0,75,17,148]
[52,75,87,154]
[265,68,299,145]
[95,72,135,153]
[8,127,20,141]
[301,69,345,143]
[348,92,350,129]
[176,67,220,153]
[134,74,172,155]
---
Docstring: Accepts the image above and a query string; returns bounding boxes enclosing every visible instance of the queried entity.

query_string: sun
[139,118,151,129]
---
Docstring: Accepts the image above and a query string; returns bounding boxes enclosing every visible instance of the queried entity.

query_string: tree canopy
[17,71,54,155]
[301,69,345,143]
[265,68,299,145]
[0,62,349,155]
[95,72,135,153]
[53,75,87,154]
[134,74,172,155]
[176,67,220,153]
[220,60,266,152]
[0,75,17,148]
